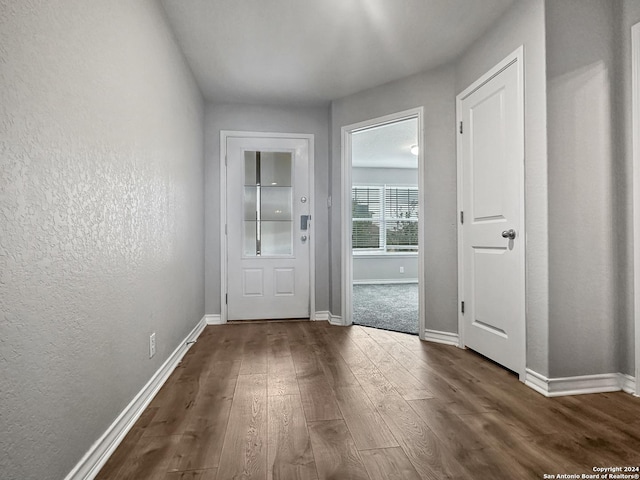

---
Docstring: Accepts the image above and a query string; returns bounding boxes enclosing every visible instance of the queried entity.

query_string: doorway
[221,131,315,321]
[341,109,425,337]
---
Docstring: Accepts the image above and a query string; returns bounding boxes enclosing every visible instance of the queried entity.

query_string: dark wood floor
[96,321,640,480]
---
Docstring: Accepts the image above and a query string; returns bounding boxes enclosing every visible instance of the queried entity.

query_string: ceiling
[160,0,516,106]
[352,118,418,169]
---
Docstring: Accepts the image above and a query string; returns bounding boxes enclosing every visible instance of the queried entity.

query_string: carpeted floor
[352,283,418,335]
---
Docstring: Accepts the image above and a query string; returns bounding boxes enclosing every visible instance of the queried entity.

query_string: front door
[226,135,311,320]
[458,51,525,375]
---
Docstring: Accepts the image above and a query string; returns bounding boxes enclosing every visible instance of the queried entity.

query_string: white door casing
[457,47,526,378]
[341,108,425,336]
[221,132,314,321]
[632,22,640,395]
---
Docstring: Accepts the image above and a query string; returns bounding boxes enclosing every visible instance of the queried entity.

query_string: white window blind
[352,187,382,249]
[352,185,418,252]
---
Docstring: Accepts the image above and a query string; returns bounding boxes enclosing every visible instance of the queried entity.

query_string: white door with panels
[226,135,311,320]
[458,49,525,376]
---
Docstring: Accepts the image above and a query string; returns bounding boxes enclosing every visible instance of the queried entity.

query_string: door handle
[301,235,307,243]
[501,229,516,240]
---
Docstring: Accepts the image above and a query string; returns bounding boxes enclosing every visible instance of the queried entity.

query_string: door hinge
[225,155,227,166]
[225,224,227,235]
[461,301,465,314]
[460,211,464,224]
[459,121,463,134]
[225,294,228,305]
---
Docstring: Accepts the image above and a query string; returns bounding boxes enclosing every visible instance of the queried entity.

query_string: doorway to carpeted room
[352,283,418,335]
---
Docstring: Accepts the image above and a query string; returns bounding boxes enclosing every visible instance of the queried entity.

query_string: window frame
[351,184,419,255]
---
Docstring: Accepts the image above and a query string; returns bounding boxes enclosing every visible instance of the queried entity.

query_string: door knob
[501,229,516,240]
[301,235,307,242]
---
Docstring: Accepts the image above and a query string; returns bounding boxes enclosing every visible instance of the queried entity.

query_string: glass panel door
[243,151,293,256]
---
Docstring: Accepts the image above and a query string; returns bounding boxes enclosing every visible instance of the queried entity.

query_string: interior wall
[353,256,418,283]
[204,103,330,315]
[352,167,418,185]
[545,0,619,377]
[615,0,640,377]
[455,0,549,375]
[0,1,205,479]
[330,65,457,332]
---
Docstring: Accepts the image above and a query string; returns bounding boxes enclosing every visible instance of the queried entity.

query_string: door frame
[220,130,316,323]
[456,46,526,379]
[632,22,640,395]
[341,108,426,338]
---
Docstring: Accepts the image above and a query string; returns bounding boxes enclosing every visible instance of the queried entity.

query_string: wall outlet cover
[149,332,156,358]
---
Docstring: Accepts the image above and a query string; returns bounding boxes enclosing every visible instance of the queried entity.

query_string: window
[352,185,418,253]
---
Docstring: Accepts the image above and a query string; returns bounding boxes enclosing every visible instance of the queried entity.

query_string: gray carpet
[353,283,419,335]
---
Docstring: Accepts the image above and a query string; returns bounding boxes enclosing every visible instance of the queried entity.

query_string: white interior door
[226,135,311,320]
[458,51,525,375]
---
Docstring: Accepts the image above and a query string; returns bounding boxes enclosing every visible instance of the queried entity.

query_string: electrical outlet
[149,332,156,358]
[399,266,405,274]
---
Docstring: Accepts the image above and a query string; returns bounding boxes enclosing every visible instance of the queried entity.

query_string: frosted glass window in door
[261,221,293,256]
[261,187,292,221]
[243,151,293,256]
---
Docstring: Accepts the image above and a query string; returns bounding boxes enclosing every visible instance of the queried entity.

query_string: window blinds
[352,186,418,252]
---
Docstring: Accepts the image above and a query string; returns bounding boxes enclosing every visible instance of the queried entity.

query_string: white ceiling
[160,0,515,106]
[352,118,418,169]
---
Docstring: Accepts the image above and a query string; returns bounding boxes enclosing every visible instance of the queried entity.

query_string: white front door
[226,135,311,320]
[458,50,525,375]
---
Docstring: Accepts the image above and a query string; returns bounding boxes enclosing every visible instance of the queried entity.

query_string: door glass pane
[243,221,257,256]
[261,221,292,256]
[261,187,292,221]
[244,152,258,186]
[260,152,292,186]
[243,187,257,220]
[243,150,293,256]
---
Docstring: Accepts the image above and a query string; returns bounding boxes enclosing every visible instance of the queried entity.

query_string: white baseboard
[205,314,224,325]
[329,313,343,326]
[525,369,636,397]
[620,373,637,395]
[422,329,459,346]
[64,316,207,480]
[314,311,330,321]
[353,279,419,285]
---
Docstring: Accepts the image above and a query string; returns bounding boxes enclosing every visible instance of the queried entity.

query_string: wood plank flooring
[96,321,640,480]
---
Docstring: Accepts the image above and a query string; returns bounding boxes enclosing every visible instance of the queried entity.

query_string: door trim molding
[219,131,315,323]
[456,46,526,380]
[632,22,640,396]
[340,108,425,336]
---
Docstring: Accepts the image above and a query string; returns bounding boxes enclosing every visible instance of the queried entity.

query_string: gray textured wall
[546,0,619,377]
[0,1,205,478]
[455,0,549,375]
[204,103,330,315]
[330,65,457,332]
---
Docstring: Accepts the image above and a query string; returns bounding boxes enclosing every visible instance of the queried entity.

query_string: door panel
[227,136,310,320]
[460,57,525,374]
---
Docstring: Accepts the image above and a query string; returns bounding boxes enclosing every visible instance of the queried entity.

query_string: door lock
[501,229,516,240]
